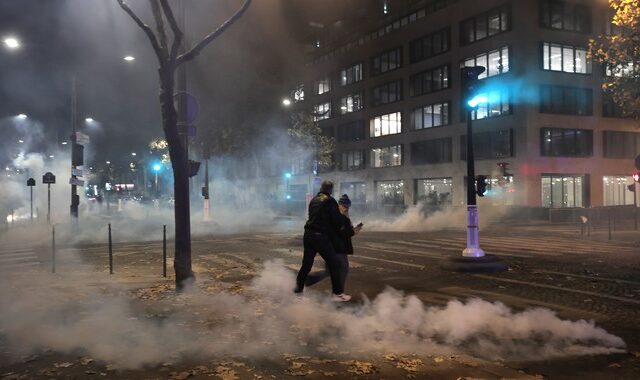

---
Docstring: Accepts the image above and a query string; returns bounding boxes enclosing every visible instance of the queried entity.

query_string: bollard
[52,225,56,273]
[108,223,113,274]
[608,210,612,241]
[163,225,167,278]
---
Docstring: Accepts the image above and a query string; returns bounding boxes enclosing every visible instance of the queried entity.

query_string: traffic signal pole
[70,76,79,219]
[463,106,484,258]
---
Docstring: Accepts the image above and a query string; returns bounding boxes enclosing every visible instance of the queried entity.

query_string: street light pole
[70,76,79,219]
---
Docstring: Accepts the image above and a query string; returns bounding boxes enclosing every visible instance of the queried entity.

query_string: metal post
[608,209,612,241]
[30,186,33,222]
[463,108,484,257]
[52,225,56,273]
[163,225,167,277]
[203,158,210,222]
[108,223,113,274]
[47,184,51,224]
[70,76,79,219]
[634,182,638,231]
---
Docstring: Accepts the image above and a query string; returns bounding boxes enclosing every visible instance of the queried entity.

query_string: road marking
[437,286,607,320]
[389,240,532,258]
[351,254,426,270]
[534,270,640,286]
[472,274,640,306]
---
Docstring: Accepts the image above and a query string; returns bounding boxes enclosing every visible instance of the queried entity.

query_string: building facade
[285,0,640,213]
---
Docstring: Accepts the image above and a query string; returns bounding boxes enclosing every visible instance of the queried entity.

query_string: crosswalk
[0,247,41,270]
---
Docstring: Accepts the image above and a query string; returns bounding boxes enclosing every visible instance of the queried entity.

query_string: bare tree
[116,0,252,289]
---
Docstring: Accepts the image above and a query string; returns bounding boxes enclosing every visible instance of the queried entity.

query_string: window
[340,182,366,204]
[409,65,449,97]
[340,63,363,86]
[604,176,636,206]
[370,112,402,137]
[341,150,364,171]
[376,180,404,205]
[602,94,625,118]
[462,46,509,79]
[460,129,513,160]
[314,77,331,95]
[542,43,591,74]
[540,0,591,33]
[411,102,449,129]
[371,80,403,106]
[461,4,510,45]
[540,85,592,115]
[416,178,452,205]
[340,93,364,114]
[313,102,331,121]
[470,89,511,120]
[337,120,366,142]
[293,84,305,102]
[605,9,622,35]
[410,28,450,63]
[371,47,402,76]
[603,131,640,158]
[371,145,402,167]
[541,175,585,208]
[541,127,593,157]
[411,138,452,164]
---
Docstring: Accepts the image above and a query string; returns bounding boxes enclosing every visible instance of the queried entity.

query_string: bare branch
[150,0,168,51]
[159,0,183,62]
[177,0,252,65]
[116,0,165,62]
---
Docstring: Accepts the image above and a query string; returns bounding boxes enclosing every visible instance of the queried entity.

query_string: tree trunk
[159,67,194,290]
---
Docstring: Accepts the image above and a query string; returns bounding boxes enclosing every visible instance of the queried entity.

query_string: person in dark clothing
[304,194,362,294]
[294,180,351,301]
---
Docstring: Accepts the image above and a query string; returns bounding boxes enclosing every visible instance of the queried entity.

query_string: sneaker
[293,287,303,294]
[331,293,351,302]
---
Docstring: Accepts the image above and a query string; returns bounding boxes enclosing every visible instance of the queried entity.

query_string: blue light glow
[467,94,488,108]
[152,163,162,172]
[286,194,291,200]
[285,172,292,179]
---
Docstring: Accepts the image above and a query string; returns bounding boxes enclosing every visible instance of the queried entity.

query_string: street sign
[174,91,199,125]
[313,176,321,186]
[75,131,90,145]
[72,168,83,177]
[69,177,85,187]
[42,172,56,184]
[635,154,640,170]
[26,178,36,186]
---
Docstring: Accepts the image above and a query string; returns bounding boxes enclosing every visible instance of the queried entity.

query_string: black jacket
[304,192,343,235]
[334,213,355,255]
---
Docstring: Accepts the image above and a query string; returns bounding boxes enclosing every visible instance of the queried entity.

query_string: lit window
[542,43,591,74]
[370,112,402,137]
[462,46,509,79]
[371,147,402,168]
[340,63,363,86]
[313,102,331,121]
[340,93,363,114]
[314,77,331,95]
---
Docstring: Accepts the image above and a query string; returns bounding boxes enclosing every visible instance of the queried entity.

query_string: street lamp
[152,163,162,196]
[445,66,506,272]
[282,98,292,106]
[16,114,27,119]
[123,55,135,62]
[3,36,20,50]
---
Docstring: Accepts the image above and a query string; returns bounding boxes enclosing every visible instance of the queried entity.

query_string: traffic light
[634,172,640,183]
[461,66,486,110]
[476,175,487,197]
[497,162,512,177]
[188,160,201,177]
[72,144,84,166]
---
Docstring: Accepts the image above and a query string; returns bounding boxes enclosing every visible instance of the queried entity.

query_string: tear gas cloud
[0,259,625,369]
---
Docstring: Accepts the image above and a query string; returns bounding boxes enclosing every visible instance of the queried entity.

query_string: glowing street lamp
[282,98,292,106]
[152,162,162,195]
[3,37,20,50]
[16,114,27,119]
[85,117,94,123]
[123,55,135,62]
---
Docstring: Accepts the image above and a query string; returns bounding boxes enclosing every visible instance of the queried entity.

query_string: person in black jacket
[302,194,362,297]
[294,180,350,301]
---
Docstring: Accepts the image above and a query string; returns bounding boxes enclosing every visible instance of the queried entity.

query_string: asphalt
[0,219,639,379]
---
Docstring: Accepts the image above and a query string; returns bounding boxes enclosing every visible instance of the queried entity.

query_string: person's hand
[354,224,363,234]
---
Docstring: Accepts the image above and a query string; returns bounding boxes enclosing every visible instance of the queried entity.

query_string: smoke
[365,199,510,232]
[0,259,625,369]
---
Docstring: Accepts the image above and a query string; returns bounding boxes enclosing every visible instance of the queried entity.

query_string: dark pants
[305,255,349,291]
[295,231,344,295]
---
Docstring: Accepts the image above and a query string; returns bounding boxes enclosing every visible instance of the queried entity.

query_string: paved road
[1,223,639,379]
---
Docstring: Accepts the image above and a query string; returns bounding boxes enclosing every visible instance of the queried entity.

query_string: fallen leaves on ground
[341,360,377,375]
